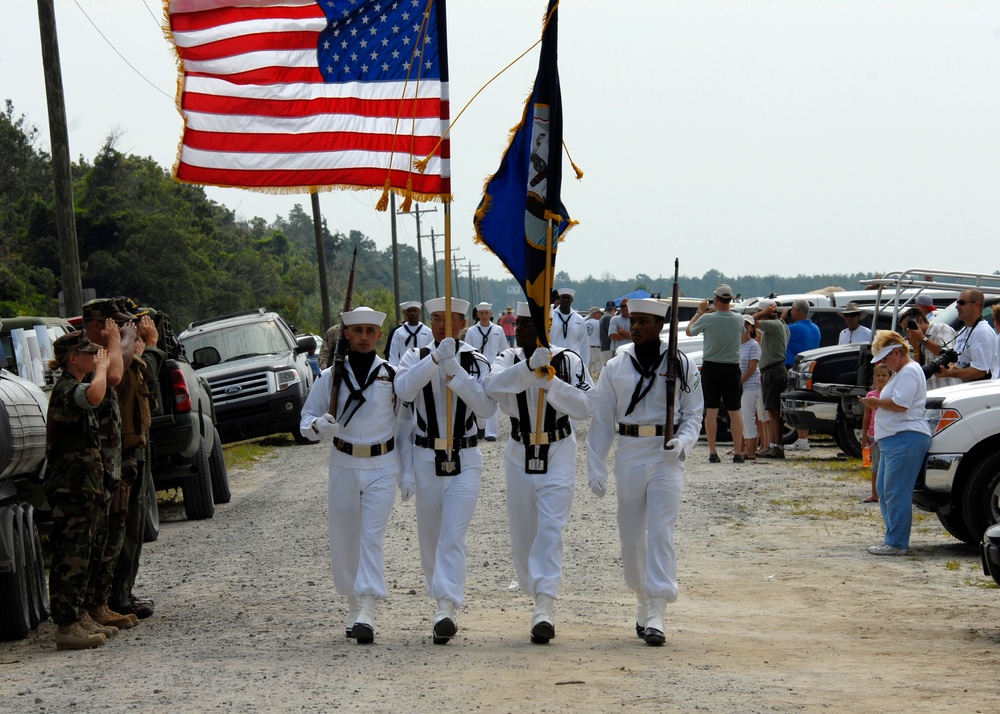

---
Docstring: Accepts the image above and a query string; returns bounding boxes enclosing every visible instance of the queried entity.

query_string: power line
[72,0,174,102]
[139,0,163,31]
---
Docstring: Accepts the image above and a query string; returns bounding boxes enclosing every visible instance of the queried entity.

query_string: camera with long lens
[923,348,958,378]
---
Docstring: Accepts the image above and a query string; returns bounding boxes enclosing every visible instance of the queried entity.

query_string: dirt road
[2,424,999,713]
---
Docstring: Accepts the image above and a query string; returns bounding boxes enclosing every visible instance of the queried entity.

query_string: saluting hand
[94,348,110,371]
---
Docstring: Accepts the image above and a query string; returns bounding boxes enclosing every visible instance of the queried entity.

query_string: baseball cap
[714,284,734,299]
[758,298,777,311]
[81,298,135,323]
[605,300,616,309]
[52,331,100,360]
[916,295,937,311]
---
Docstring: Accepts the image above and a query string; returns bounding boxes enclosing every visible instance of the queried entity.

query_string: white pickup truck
[917,380,1000,545]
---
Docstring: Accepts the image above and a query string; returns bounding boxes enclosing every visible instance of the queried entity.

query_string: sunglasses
[956,300,977,306]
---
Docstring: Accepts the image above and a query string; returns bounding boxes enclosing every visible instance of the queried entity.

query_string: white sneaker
[786,439,811,452]
[868,544,908,556]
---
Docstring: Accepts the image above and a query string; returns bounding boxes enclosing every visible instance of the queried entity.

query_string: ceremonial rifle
[665,258,680,448]
[328,247,358,415]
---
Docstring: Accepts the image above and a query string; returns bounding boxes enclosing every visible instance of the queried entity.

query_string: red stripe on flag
[185,67,325,84]
[182,129,442,156]
[182,92,443,120]
[176,31,319,62]
[170,4,323,33]
[176,164,450,193]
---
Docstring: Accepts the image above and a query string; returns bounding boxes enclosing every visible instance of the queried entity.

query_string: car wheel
[143,468,160,543]
[0,508,31,641]
[959,451,1000,546]
[183,436,215,520]
[833,412,862,458]
[209,426,231,504]
[936,509,974,545]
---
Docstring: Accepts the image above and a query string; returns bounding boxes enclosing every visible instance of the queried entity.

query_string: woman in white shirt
[860,331,932,556]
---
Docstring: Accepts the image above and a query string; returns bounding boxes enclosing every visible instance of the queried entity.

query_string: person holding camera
[903,308,959,388]
[936,290,998,383]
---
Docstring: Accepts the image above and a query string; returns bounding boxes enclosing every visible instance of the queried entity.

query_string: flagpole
[444,202,454,453]
[535,217,555,448]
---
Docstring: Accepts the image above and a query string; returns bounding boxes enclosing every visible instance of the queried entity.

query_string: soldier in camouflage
[45,331,113,650]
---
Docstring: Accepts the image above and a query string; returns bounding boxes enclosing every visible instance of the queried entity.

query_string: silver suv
[180,309,316,444]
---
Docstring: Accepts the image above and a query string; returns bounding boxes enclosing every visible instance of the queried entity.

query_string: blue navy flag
[473,0,574,347]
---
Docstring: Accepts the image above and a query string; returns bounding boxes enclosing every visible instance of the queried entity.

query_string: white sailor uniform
[388,321,433,367]
[549,307,590,363]
[469,322,507,439]
[586,341,703,639]
[485,345,596,639]
[299,353,408,636]
[394,341,497,617]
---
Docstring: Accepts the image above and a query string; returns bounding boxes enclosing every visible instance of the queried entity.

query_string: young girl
[860,363,892,503]
[739,316,761,459]
[45,332,111,650]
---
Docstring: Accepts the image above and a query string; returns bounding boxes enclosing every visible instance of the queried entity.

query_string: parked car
[179,309,316,445]
[145,310,229,523]
[1,316,76,387]
[981,524,1000,585]
[917,379,1000,545]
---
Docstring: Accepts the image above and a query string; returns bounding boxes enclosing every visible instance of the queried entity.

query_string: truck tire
[0,507,31,641]
[209,426,231,504]
[959,452,1000,546]
[26,508,49,623]
[143,468,160,543]
[20,508,44,628]
[834,413,862,458]
[182,436,215,521]
[936,509,974,545]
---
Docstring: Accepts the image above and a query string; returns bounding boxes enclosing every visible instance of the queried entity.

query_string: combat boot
[55,621,106,651]
[80,612,118,638]
[90,603,138,629]
[432,599,457,644]
[644,597,668,646]
[530,594,556,644]
[351,595,377,644]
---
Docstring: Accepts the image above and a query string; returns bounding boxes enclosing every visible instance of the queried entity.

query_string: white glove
[441,355,461,377]
[528,347,552,370]
[313,413,341,440]
[589,477,607,498]
[663,438,684,462]
[399,478,415,502]
[432,338,456,363]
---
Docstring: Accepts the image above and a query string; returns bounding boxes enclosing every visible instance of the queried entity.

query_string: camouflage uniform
[45,371,104,627]
[83,385,123,610]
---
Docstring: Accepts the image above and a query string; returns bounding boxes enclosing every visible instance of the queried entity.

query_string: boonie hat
[840,302,863,315]
[714,284,734,299]
[425,297,470,315]
[627,298,669,318]
[341,306,386,327]
[53,331,100,360]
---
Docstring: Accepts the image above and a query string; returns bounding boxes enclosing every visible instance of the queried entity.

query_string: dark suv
[179,310,316,444]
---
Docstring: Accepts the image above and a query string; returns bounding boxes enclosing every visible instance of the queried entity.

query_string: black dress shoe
[530,621,554,644]
[351,622,374,644]
[635,623,646,639]
[432,617,456,644]
[644,627,665,646]
[116,597,154,620]
[485,436,496,442]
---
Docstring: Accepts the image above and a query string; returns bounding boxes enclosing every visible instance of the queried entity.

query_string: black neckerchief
[476,324,490,351]
[338,350,380,427]
[403,323,421,347]
[624,341,666,416]
[555,311,571,339]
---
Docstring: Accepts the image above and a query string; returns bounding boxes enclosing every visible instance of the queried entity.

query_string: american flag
[167,0,450,199]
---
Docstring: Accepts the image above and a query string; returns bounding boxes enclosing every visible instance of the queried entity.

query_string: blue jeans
[875,430,931,549]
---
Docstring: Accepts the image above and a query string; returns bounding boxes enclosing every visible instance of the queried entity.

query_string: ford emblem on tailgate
[224,386,242,394]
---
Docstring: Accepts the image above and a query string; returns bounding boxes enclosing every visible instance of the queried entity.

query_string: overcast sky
[4,1,1000,285]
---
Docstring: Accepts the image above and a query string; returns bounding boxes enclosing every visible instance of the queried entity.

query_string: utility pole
[309,192,332,330]
[429,227,440,295]
[451,254,461,298]
[397,202,437,307]
[466,262,480,306]
[37,0,83,317]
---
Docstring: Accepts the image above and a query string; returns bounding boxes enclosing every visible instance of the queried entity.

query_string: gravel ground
[3,421,1000,713]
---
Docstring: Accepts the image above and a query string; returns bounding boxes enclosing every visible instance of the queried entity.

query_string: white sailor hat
[627,298,669,318]
[516,302,533,318]
[556,288,575,297]
[475,302,493,313]
[425,297,470,315]
[399,301,422,311]
[341,306,386,327]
